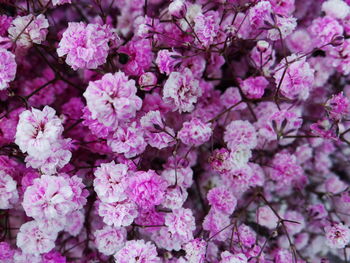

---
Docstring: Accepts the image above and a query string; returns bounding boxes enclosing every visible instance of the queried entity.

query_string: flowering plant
[1,0,350,262]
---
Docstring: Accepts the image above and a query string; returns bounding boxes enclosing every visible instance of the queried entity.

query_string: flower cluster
[2,0,350,262]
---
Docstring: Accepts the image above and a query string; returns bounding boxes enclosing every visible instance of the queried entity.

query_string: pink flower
[0,170,18,209]
[94,225,126,255]
[16,220,57,255]
[156,49,181,75]
[207,187,237,215]
[127,170,167,209]
[270,152,303,187]
[249,1,273,30]
[24,138,72,175]
[224,120,257,151]
[93,161,128,203]
[140,110,176,149]
[177,118,212,146]
[165,208,196,242]
[0,242,14,261]
[162,185,188,209]
[203,209,231,242]
[257,206,279,229]
[163,68,202,113]
[269,0,295,16]
[240,76,269,99]
[0,48,16,90]
[22,175,74,220]
[184,238,207,263]
[138,72,157,90]
[40,0,72,6]
[15,106,64,158]
[274,55,314,100]
[41,250,66,263]
[114,240,161,263]
[9,14,49,48]
[325,223,350,249]
[118,39,153,76]
[220,251,248,263]
[308,16,344,47]
[322,0,350,20]
[325,92,350,120]
[169,0,186,18]
[57,22,115,70]
[107,121,147,158]
[98,199,138,227]
[84,72,142,127]
[194,11,220,47]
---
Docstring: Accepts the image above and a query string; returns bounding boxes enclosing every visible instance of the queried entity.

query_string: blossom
[9,14,49,48]
[322,0,350,20]
[140,110,176,149]
[325,223,350,249]
[93,161,128,203]
[274,55,314,100]
[22,174,74,220]
[94,225,126,255]
[83,72,142,127]
[98,199,138,227]
[207,187,237,215]
[240,76,269,99]
[16,221,57,255]
[177,118,212,146]
[193,11,220,47]
[165,208,196,242]
[257,206,279,229]
[220,251,248,263]
[127,170,167,209]
[118,39,153,76]
[0,242,14,262]
[15,106,64,158]
[184,238,207,263]
[114,240,161,263]
[325,92,350,120]
[308,16,344,47]
[0,48,16,90]
[224,120,257,151]
[0,170,18,209]
[156,49,181,75]
[107,121,147,158]
[24,138,72,175]
[57,22,115,70]
[270,152,303,187]
[163,68,202,113]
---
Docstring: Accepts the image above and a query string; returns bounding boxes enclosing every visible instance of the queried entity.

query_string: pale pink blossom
[114,240,161,263]
[93,161,128,203]
[83,72,142,127]
[107,121,147,158]
[94,225,126,255]
[163,68,202,113]
[22,174,74,220]
[98,199,138,227]
[325,223,350,249]
[177,118,212,146]
[0,170,18,209]
[224,120,257,151]
[274,54,314,100]
[57,22,115,70]
[0,48,16,90]
[15,106,64,158]
[16,221,57,255]
[165,208,196,242]
[9,14,49,48]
